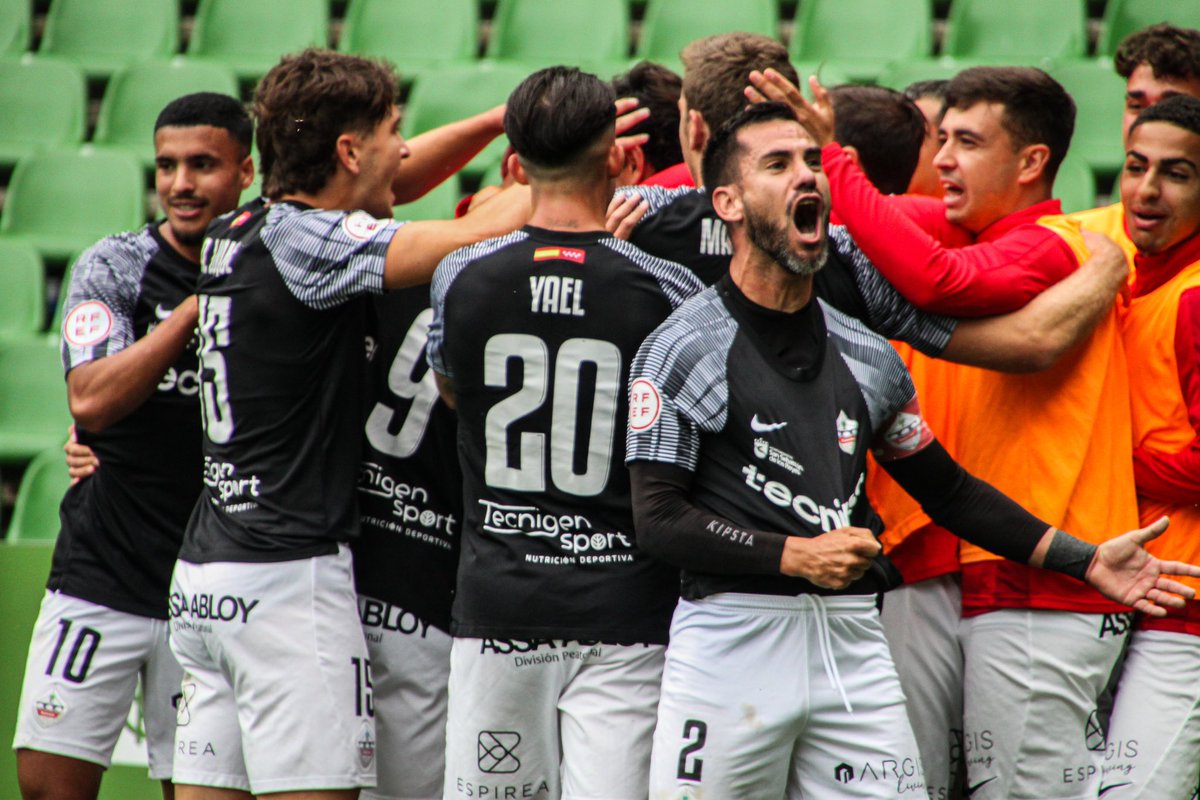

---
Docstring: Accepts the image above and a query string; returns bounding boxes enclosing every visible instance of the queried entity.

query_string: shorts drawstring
[802,594,853,714]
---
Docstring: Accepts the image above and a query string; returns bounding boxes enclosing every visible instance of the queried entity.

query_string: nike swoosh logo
[750,414,787,433]
[965,777,996,796]
[1099,783,1132,796]
[155,303,173,320]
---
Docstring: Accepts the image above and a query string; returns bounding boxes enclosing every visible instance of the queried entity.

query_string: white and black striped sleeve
[614,185,699,225]
[260,206,404,310]
[626,290,737,470]
[829,226,956,356]
[426,230,528,378]
[61,228,156,372]
[600,237,706,308]
[823,301,919,437]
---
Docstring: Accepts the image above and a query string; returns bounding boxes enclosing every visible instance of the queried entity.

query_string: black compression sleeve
[629,460,788,575]
[879,440,1052,565]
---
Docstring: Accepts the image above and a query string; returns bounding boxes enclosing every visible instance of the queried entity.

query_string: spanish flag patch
[533,247,586,264]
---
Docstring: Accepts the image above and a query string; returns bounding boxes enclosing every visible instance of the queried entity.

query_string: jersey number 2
[484,334,620,497]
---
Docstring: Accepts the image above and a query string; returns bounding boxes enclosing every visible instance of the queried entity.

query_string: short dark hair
[611,61,684,173]
[1129,93,1200,139]
[944,66,1074,184]
[701,102,797,190]
[1115,23,1200,82]
[252,48,398,199]
[155,92,253,158]
[830,84,925,194]
[504,66,616,181]
[681,33,798,131]
[903,78,949,103]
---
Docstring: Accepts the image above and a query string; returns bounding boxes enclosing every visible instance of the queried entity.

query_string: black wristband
[1042,529,1098,582]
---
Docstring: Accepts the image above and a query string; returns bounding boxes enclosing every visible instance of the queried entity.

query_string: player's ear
[238,154,255,191]
[335,132,360,175]
[711,184,743,224]
[1017,143,1051,187]
[509,153,530,186]
[611,142,639,182]
[687,109,710,157]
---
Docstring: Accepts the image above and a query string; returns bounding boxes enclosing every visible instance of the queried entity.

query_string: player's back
[428,226,704,643]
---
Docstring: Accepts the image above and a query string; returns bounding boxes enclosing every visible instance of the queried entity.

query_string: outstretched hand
[745,69,836,148]
[1086,517,1200,616]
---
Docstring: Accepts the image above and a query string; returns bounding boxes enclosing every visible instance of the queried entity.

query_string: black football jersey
[427,226,705,643]
[52,224,203,618]
[621,186,956,356]
[180,200,400,563]
[353,288,461,634]
[627,279,921,599]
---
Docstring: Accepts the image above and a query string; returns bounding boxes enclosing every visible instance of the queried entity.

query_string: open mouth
[1129,208,1167,230]
[793,195,822,240]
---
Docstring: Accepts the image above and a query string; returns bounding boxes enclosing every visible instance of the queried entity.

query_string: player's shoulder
[431,229,530,297]
[619,184,705,220]
[821,299,905,367]
[76,224,159,272]
[637,287,735,372]
[599,236,705,304]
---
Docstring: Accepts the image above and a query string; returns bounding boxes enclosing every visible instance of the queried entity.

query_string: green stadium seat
[1098,0,1200,57]
[790,0,932,84]
[48,252,81,340]
[1055,153,1097,214]
[0,148,146,262]
[485,0,629,73]
[338,0,477,80]
[38,0,179,80]
[394,178,463,222]
[792,61,855,92]
[876,58,964,92]
[0,338,71,464]
[0,240,45,340]
[0,56,86,168]
[0,0,29,55]
[402,62,528,180]
[6,446,68,542]
[93,59,240,168]
[1050,58,1127,179]
[636,0,779,63]
[943,0,1087,62]
[188,0,328,82]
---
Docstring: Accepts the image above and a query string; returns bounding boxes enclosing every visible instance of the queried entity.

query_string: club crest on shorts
[836,410,859,455]
[34,689,66,723]
[629,378,661,431]
[357,721,375,768]
[478,730,521,774]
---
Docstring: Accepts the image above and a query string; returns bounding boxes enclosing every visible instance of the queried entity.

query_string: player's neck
[526,184,610,232]
[158,221,202,264]
[729,249,814,312]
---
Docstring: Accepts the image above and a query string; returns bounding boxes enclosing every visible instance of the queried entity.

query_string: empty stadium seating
[38,0,178,80]
[5,446,68,542]
[338,0,478,80]
[1098,0,1200,55]
[1055,153,1098,214]
[790,0,933,84]
[1050,58,1128,178]
[0,0,29,56]
[636,0,779,63]
[0,239,45,340]
[486,0,629,74]
[0,338,71,464]
[942,0,1088,62]
[0,56,87,168]
[0,148,145,262]
[394,177,464,222]
[93,59,241,168]
[188,0,328,81]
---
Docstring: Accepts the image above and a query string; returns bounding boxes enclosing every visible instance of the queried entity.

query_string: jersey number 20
[484,334,620,497]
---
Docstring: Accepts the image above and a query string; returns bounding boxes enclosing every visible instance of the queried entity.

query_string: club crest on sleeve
[836,410,859,455]
[629,378,661,431]
[63,300,114,347]
[884,412,924,452]
[342,210,385,242]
